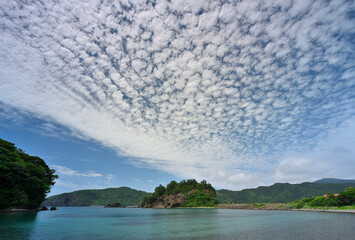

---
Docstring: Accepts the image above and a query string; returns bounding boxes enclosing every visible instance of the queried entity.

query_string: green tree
[0,138,58,210]
[337,187,355,206]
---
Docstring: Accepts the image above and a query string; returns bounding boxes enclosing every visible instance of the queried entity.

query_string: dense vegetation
[141,179,219,207]
[43,187,149,206]
[291,187,355,209]
[216,181,355,204]
[0,138,57,210]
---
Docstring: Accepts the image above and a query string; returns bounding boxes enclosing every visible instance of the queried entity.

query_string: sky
[0,0,354,196]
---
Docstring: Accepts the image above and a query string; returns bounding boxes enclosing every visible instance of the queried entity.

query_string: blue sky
[0,0,354,195]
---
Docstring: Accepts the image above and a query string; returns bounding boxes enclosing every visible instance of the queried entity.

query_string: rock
[104,202,124,208]
[142,193,187,208]
[50,206,57,211]
[39,206,48,211]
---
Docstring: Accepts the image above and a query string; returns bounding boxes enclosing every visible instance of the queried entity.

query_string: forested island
[0,138,57,210]
[141,179,219,208]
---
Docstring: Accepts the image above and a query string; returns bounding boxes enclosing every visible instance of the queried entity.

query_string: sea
[0,207,354,240]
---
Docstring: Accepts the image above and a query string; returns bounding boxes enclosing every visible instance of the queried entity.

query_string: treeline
[293,187,355,208]
[142,179,219,207]
[0,138,57,210]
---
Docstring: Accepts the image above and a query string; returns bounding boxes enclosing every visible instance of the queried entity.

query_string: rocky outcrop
[50,206,57,211]
[140,180,219,208]
[141,193,187,208]
[104,202,125,208]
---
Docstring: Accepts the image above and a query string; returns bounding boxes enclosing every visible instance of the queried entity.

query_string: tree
[337,187,355,206]
[0,138,58,210]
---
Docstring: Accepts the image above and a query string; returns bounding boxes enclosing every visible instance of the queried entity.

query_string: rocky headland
[141,180,219,208]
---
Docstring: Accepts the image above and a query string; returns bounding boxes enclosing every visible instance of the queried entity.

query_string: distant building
[323,193,339,197]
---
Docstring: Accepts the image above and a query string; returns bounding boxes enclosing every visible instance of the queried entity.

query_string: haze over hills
[313,178,355,184]
[43,179,355,206]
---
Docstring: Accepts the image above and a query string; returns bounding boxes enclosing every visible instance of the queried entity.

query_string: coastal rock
[50,206,57,211]
[39,206,48,211]
[104,202,125,208]
[142,193,187,208]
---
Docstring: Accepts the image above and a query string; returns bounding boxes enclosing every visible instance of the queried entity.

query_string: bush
[337,187,355,206]
[296,202,304,209]
[181,190,219,207]
[310,196,340,207]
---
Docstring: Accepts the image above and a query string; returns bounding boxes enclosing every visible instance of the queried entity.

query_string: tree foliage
[0,138,57,209]
[292,187,355,208]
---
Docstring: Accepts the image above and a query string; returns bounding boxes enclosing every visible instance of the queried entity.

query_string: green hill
[216,181,355,204]
[43,187,149,206]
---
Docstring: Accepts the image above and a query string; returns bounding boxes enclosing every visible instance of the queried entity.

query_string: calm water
[0,207,354,240]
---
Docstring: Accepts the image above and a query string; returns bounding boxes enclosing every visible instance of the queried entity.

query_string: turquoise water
[0,207,354,239]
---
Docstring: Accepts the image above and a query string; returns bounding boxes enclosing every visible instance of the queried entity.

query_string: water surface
[0,207,354,239]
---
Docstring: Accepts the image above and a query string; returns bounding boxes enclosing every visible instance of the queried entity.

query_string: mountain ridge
[313,178,355,184]
[217,180,355,204]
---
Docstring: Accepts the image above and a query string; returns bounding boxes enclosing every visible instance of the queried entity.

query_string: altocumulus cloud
[0,0,354,189]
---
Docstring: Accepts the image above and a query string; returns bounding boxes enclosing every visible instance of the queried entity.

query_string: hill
[43,187,149,207]
[141,179,219,208]
[216,181,355,204]
[314,178,355,184]
[0,138,57,210]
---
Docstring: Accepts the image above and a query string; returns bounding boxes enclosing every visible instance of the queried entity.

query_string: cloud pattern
[0,0,354,188]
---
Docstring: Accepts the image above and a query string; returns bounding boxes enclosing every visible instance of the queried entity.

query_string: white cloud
[0,0,354,190]
[52,165,103,178]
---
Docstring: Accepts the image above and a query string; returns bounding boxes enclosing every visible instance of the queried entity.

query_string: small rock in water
[50,206,57,211]
[40,206,48,211]
[105,202,123,208]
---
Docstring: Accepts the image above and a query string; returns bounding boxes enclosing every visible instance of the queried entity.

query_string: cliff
[144,192,187,208]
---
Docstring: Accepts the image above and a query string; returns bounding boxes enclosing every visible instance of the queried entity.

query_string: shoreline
[2,206,354,214]
[216,204,355,213]
[0,209,38,213]
[290,208,355,214]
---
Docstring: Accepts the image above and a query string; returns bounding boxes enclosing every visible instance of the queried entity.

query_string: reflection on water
[0,207,354,240]
[0,212,38,240]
